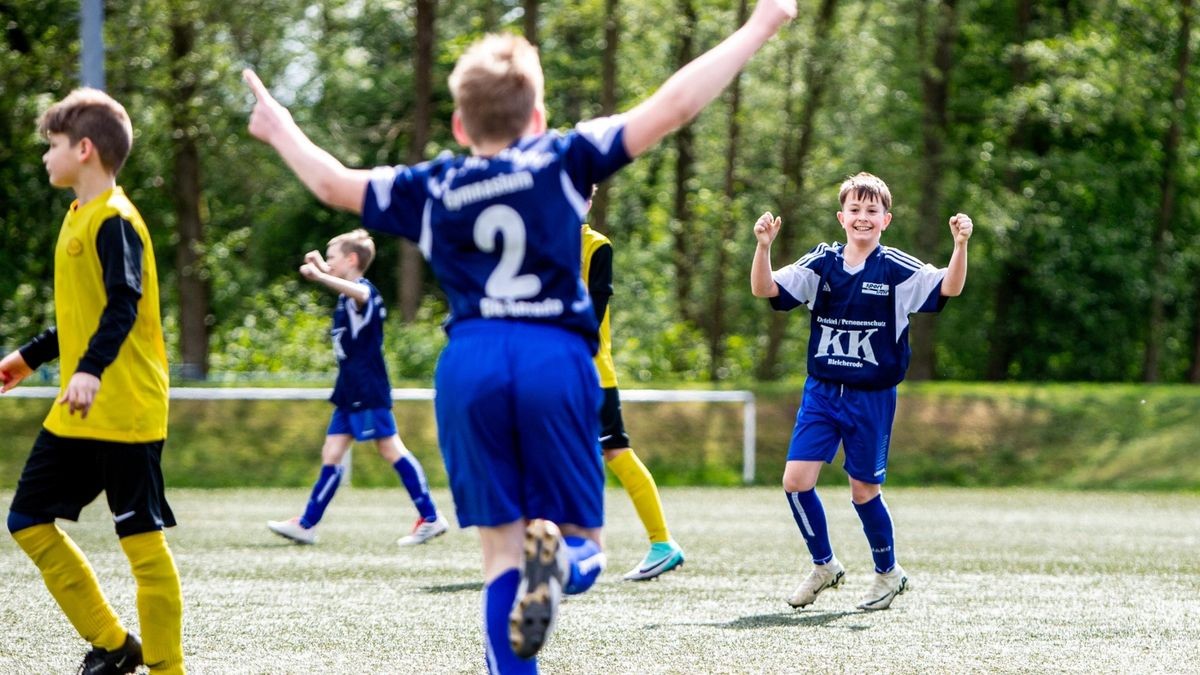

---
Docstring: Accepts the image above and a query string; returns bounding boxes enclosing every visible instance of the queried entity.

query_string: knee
[7,511,51,534]
[850,481,881,504]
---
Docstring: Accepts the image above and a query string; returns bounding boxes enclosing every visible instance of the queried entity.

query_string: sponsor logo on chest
[861,282,889,296]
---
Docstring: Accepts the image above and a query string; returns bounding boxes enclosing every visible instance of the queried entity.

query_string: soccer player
[266,229,448,547]
[244,0,795,670]
[0,89,185,674]
[581,220,685,580]
[750,172,973,611]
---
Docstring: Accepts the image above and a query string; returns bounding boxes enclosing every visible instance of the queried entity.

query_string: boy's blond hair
[38,88,134,175]
[329,229,376,272]
[448,34,544,145]
[838,172,892,212]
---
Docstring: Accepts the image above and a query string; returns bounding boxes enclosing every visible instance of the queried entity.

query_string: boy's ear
[451,110,473,148]
[527,105,547,136]
[76,137,95,163]
[882,212,893,229]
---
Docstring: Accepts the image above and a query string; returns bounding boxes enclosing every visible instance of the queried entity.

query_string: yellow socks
[11,523,127,651]
[607,449,670,544]
[120,530,185,675]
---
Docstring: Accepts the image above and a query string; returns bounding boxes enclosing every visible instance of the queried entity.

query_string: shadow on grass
[423,582,484,594]
[646,610,859,631]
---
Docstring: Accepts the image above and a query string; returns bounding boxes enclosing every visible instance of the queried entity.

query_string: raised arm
[299,263,371,307]
[244,70,371,214]
[750,212,782,298]
[941,213,973,297]
[622,0,796,158]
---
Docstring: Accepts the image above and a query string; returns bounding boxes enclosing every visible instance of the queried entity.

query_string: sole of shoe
[509,520,564,659]
[787,567,845,608]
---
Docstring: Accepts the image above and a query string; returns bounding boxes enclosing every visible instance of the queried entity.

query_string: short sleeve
[562,115,633,200]
[895,263,947,316]
[361,163,428,242]
[770,244,828,311]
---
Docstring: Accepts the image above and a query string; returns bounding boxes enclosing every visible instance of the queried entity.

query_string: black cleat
[508,520,567,659]
[78,632,143,675]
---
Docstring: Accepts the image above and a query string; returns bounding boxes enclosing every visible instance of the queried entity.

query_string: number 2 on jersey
[474,204,541,299]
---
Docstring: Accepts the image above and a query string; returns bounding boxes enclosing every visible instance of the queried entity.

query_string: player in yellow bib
[582,221,685,580]
[0,89,184,674]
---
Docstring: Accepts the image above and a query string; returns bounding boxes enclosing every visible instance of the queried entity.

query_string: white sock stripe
[575,551,607,575]
[790,492,816,538]
[315,471,341,502]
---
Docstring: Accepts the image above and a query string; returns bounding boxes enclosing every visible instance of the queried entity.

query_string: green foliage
[1,0,1199,383]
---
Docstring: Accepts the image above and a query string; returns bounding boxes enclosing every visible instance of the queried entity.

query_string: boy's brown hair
[38,88,134,175]
[448,34,544,145]
[329,229,376,272]
[838,172,892,212]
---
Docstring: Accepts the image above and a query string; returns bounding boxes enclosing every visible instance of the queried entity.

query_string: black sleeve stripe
[95,216,144,297]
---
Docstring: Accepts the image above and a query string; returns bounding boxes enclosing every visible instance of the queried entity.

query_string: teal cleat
[623,540,685,581]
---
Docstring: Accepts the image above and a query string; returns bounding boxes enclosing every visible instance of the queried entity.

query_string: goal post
[6,386,758,484]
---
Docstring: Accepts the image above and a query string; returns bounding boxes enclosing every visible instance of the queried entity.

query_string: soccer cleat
[397,515,449,546]
[787,558,845,608]
[78,632,142,675]
[509,519,568,659]
[267,517,317,545]
[857,564,908,611]
[622,540,685,581]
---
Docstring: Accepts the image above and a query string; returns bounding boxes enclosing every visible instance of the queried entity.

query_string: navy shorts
[10,428,176,537]
[787,377,897,484]
[327,407,398,441]
[435,320,605,529]
[598,387,631,451]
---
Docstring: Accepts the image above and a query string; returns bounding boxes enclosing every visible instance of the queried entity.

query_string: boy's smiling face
[837,193,892,247]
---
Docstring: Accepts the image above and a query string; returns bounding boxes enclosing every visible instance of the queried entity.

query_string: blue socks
[854,494,896,573]
[300,464,343,529]
[563,536,605,595]
[483,569,536,674]
[787,489,834,564]
[393,454,438,521]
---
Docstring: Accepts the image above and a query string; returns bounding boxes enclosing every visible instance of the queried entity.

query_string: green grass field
[1,486,1197,673]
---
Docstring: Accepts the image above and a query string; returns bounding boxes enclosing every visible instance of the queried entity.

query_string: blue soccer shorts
[434,319,605,529]
[327,407,398,441]
[786,376,898,484]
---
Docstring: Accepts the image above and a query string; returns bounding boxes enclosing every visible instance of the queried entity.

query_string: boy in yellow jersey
[581,219,685,580]
[0,89,185,675]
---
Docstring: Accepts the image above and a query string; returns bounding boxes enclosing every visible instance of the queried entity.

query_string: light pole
[80,0,105,89]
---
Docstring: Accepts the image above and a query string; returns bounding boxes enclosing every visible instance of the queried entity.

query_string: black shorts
[10,429,176,537]
[599,387,631,451]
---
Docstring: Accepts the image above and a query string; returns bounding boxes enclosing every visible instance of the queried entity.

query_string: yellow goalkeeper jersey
[581,224,617,388]
[46,186,169,442]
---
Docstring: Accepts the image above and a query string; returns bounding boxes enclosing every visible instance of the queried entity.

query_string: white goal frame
[6,387,758,484]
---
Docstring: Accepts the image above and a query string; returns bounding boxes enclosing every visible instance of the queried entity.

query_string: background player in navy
[267,229,446,547]
[243,1,794,670]
[750,172,973,611]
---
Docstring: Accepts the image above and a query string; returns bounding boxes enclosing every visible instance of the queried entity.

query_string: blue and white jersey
[330,278,393,411]
[771,243,948,389]
[361,116,632,351]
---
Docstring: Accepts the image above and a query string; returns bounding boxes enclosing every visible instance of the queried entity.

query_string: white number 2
[474,204,541,299]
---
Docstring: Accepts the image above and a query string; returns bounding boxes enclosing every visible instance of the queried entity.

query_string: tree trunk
[397,0,436,322]
[909,0,958,381]
[1143,0,1192,382]
[757,0,841,379]
[523,0,540,47]
[169,16,209,380]
[706,0,749,381]
[985,0,1032,381]
[589,0,620,234]
[671,0,698,325]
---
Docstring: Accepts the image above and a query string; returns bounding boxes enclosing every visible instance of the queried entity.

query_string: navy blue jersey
[360,116,632,351]
[770,243,947,389]
[330,278,393,410]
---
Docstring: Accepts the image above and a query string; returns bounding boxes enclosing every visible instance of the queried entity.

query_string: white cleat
[397,515,449,546]
[267,517,317,545]
[787,558,845,608]
[857,564,908,611]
